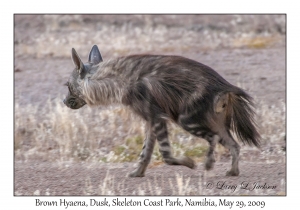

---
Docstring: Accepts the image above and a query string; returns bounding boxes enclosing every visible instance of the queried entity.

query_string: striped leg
[205,134,220,170]
[178,112,219,171]
[219,131,240,176]
[129,123,156,177]
[154,119,195,169]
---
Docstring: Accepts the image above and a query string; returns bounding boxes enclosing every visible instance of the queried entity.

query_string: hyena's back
[122,55,241,124]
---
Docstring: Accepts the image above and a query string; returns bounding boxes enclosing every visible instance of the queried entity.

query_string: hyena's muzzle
[63,92,86,109]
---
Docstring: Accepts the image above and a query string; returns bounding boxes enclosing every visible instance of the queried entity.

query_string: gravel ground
[15,161,285,196]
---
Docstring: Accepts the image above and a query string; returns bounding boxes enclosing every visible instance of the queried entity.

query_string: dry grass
[14,98,145,162]
[14,96,285,164]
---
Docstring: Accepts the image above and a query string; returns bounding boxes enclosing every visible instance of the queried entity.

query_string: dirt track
[15,161,285,196]
[14,15,286,196]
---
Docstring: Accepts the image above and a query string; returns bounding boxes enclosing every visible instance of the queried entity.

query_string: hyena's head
[63,45,103,109]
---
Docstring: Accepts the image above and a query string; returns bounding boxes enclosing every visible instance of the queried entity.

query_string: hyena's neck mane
[81,60,127,106]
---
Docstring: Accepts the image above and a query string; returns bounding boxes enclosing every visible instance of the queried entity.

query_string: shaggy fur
[63,45,260,177]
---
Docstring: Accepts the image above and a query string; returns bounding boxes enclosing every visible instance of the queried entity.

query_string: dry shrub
[233,35,281,49]
[14,98,144,162]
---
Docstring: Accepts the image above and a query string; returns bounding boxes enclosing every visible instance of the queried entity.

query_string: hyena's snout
[63,96,86,109]
[62,98,67,105]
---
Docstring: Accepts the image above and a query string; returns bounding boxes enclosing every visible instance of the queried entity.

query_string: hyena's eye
[65,83,73,94]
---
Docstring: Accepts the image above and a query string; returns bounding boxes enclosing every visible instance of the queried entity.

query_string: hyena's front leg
[205,134,220,170]
[129,123,156,177]
[154,119,195,169]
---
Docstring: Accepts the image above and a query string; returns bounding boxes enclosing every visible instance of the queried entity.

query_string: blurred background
[15,15,285,58]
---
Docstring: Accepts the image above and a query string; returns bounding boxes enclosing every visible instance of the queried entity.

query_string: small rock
[33,190,40,195]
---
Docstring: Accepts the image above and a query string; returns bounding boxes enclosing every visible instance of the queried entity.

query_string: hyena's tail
[225,90,260,147]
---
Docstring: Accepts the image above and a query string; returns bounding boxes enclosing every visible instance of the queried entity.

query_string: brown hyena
[63,45,260,177]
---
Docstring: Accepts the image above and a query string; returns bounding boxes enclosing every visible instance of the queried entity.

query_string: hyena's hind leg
[219,131,241,176]
[154,118,195,169]
[129,123,156,177]
[178,112,220,171]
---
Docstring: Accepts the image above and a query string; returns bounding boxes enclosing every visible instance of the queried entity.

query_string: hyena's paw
[164,156,195,169]
[181,156,196,169]
[205,157,216,171]
[128,168,145,178]
[226,169,240,176]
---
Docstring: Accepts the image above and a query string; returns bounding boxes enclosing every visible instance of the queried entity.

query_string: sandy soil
[14,15,286,196]
[15,161,285,196]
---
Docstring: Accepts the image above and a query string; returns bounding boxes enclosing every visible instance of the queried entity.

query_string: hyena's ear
[71,48,85,75]
[88,45,103,65]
